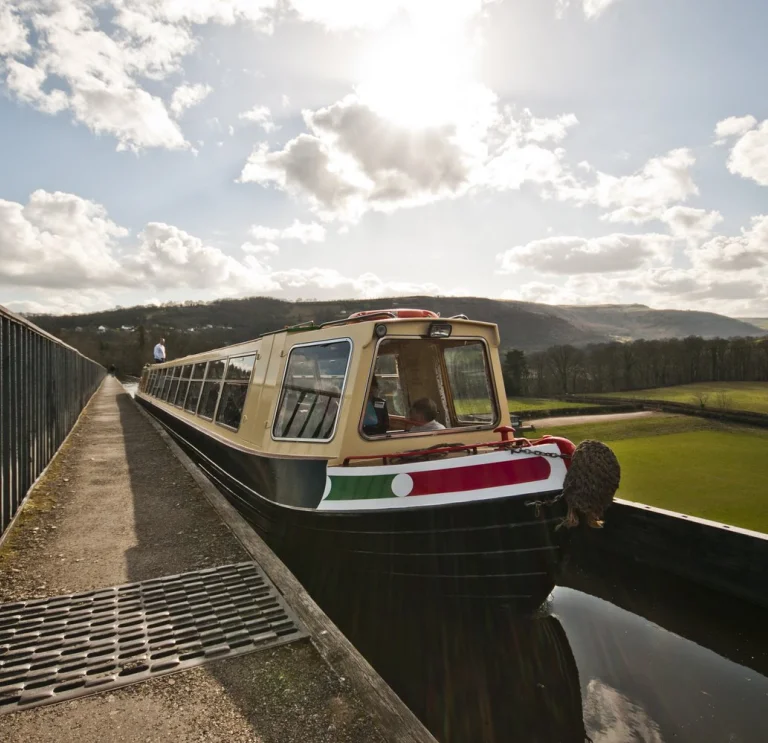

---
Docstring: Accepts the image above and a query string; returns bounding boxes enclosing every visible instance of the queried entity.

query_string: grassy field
[598,381,768,415]
[455,397,593,416]
[544,414,768,533]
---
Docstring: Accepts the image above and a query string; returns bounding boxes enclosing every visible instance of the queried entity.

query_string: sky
[1,0,767,318]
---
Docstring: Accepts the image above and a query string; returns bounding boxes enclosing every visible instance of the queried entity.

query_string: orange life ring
[348,308,439,321]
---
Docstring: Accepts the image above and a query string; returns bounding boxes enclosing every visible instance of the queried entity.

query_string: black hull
[138,397,570,608]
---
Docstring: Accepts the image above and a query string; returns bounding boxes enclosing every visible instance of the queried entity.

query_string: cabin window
[174,365,193,407]
[273,340,352,441]
[149,370,162,396]
[215,354,256,430]
[154,370,167,397]
[159,369,174,401]
[168,366,183,404]
[361,338,499,437]
[184,362,208,413]
[198,360,226,420]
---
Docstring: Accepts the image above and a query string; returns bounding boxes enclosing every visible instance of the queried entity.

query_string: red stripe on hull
[408,457,552,496]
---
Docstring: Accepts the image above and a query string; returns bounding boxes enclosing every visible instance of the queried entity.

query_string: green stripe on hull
[326,474,395,501]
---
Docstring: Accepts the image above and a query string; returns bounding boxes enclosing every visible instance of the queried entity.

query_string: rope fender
[560,439,621,529]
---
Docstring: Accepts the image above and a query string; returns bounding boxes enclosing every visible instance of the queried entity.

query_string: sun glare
[357,25,481,129]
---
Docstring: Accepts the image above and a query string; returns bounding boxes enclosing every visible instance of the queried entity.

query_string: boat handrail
[341,437,543,466]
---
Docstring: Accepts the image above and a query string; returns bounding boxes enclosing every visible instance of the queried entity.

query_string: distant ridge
[29,295,766,354]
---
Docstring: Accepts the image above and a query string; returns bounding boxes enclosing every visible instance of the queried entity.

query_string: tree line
[503,336,768,397]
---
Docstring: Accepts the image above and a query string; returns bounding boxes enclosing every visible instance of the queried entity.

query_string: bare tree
[690,391,709,409]
[713,389,732,410]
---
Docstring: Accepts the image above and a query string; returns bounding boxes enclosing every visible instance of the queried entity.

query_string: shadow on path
[114,388,386,743]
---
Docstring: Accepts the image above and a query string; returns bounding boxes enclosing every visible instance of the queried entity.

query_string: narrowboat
[136,309,597,608]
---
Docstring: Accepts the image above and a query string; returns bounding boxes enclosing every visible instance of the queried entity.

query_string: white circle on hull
[323,476,332,500]
[391,473,414,497]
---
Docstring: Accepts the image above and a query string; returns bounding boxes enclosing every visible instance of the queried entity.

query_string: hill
[527,303,765,344]
[25,296,766,375]
[739,318,768,331]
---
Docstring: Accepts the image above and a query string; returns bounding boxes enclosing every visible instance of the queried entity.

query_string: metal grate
[0,562,306,712]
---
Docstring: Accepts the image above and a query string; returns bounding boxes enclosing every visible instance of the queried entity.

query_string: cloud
[126,222,280,292]
[582,0,623,18]
[691,214,768,271]
[1,188,460,310]
[719,117,768,186]
[288,0,492,31]
[556,0,624,20]
[497,233,672,275]
[0,0,278,151]
[524,112,579,143]
[660,206,722,241]
[500,276,623,305]
[0,190,127,288]
[501,267,768,316]
[0,0,30,56]
[241,241,280,255]
[264,268,453,300]
[249,220,326,244]
[1,1,190,151]
[241,93,579,221]
[170,83,212,117]
[4,59,69,114]
[239,104,277,132]
[635,267,768,315]
[0,189,275,292]
[565,149,698,220]
[4,290,115,316]
[600,206,655,224]
[599,205,722,244]
[715,115,758,140]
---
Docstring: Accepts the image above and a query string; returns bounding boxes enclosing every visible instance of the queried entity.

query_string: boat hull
[137,396,570,608]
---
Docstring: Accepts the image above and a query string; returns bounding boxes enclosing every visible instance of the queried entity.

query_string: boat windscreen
[362,338,499,437]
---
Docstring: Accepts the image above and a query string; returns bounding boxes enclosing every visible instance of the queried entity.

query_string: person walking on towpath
[153,338,166,364]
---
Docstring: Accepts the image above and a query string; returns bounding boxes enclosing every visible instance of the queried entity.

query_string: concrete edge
[0,378,107,551]
[614,497,768,540]
[128,387,438,743]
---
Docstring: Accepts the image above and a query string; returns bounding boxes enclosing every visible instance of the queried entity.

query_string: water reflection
[313,557,768,743]
[121,381,138,397]
[555,564,768,743]
[325,591,587,743]
[582,679,663,743]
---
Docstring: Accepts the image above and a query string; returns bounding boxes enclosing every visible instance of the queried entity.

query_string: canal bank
[0,377,435,743]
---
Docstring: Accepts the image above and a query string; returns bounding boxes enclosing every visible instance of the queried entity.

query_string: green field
[544,414,768,533]
[507,397,592,413]
[598,382,768,415]
[454,397,592,416]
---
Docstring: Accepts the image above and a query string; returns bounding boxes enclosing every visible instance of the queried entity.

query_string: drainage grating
[0,562,306,712]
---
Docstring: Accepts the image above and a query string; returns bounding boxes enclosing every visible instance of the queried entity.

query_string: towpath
[0,377,432,743]
[528,410,659,428]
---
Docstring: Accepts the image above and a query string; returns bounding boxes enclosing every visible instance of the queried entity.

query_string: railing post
[0,315,8,533]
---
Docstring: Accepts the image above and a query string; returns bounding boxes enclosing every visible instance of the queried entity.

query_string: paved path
[529,410,659,428]
[0,377,389,743]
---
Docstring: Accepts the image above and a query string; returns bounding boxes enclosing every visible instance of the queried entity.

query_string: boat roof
[148,309,500,367]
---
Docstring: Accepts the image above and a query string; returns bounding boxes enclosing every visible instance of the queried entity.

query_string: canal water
[314,550,768,743]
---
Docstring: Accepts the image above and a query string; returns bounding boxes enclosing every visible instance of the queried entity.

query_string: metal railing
[0,305,105,537]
